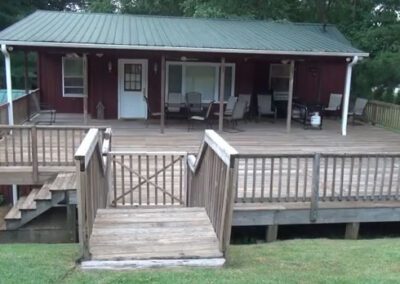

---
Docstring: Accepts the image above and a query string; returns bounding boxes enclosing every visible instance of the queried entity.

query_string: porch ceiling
[0,10,368,57]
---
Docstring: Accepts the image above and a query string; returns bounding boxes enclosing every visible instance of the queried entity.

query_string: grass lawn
[1,239,400,283]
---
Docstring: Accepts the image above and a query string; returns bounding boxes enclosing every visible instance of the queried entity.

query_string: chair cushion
[190,116,205,121]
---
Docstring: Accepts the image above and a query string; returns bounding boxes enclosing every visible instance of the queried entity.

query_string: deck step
[49,172,77,191]
[35,183,52,201]
[20,188,40,211]
[89,207,223,263]
[4,197,27,220]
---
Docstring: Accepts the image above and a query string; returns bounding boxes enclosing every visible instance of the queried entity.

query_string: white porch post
[1,44,18,205]
[341,56,359,136]
[1,44,14,125]
[218,57,226,132]
[286,60,295,133]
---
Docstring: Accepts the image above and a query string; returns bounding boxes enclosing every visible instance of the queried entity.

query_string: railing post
[310,153,320,222]
[31,126,38,183]
[76,158,90,260]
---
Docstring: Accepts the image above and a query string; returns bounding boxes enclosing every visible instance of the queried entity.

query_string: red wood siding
[38,49,347,119]
[39,53,83,113]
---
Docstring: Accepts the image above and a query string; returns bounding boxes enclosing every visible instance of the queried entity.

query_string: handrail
[75,127,112,259]
[187,130,238,255]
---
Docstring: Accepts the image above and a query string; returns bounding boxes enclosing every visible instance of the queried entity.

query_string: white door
[118,59,148,119]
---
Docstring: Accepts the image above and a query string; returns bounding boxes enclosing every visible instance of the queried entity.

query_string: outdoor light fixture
[281,59,289,64]
[108,61,112,73]
[96,53,104,58]
[180,56,187,61]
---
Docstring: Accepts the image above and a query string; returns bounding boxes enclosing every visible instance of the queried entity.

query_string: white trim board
[0,40,369,57]
[81,258,226,270]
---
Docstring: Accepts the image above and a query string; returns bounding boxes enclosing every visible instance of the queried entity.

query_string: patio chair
[188,101,214,131]
[348,97,368,125]
[166,92,183,114]
[186,92,202,114]
[324,93,342,118]
[214,96,237,117]
[224,100,247,130]
[31,92,56,124]
[238,94,251,119]
[257,94,277,121]
[143,96,161,127]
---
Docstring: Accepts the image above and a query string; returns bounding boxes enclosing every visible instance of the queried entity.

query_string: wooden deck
[35,113,400,154]
[20,114,400,208]
[88,207,222,261]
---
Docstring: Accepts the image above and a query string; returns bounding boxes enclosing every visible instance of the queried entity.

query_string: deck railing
[0,89,40,125]
[187,130,238,254]
[364,100,400,130]
[0,125,107,182]
[235,153,400,207]
[75,128,112,259]
[108,151,187,206]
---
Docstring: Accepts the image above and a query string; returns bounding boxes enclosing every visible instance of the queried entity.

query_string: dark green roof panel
[0,10,367,56]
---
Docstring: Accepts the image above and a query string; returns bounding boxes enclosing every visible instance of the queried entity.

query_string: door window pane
[185,65,216,102]
[124,64,142,91]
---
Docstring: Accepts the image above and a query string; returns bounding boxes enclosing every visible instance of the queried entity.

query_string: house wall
[38,49,347,119]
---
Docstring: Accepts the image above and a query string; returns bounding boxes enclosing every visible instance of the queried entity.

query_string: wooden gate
[109,151,187,206]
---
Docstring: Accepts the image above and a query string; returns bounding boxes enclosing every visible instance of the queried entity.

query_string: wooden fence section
[235,153,400,204]
[0,89,40,125]
[365,100,400,129]
[75,128,112,259]
[187,130,238,254]
[109,151,187,206]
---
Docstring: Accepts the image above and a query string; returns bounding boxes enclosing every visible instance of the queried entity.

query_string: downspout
[1,44,17,205]
[341,56,359,136]
[1,44,14,125]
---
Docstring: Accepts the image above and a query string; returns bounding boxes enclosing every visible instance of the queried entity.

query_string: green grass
[1,239,400,283]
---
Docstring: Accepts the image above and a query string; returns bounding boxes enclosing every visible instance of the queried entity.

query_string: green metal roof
[0,10,367,57]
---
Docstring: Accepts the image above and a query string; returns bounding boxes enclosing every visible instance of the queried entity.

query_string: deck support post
[341,56,359,136]
[66,192,77,242]
[160,55,166,134]
[218,57,225,132]
[266,224,278,242]
[286,60,295,133]
[345,222,360,240]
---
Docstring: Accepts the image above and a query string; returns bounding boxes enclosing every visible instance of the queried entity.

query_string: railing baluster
[252,158,256,202]
[379,157,387,200]
[364,157,370,201]
[163,155,166,205]
[155,155,158,205]
[356,157,362,200]
[339,157,345,201]
[347,157,354,200]
[146,154,150,205]
[138,155,142,205]
[323,157,328,201]
[121,155,125,206]
[269,157,274,202]
[57,129,61,165]
[388,157,395,199]
[303,158,308,201]
[286,157,291,202]
[331,157,336,200]
[129,154,133,205]
[243,158,248,201]
[278,157,282,201]
[171,155,175,205]
[295,157,300,202]
[372,156,379,200]
[261,158,265,202]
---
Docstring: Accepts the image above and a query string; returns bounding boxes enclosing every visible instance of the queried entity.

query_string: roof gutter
[1,44,14,125]
[0,40,369,58]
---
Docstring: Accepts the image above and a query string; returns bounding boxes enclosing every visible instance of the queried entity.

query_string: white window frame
[62,56,87,98]
[166,61,235,103]
[269,63,291,101]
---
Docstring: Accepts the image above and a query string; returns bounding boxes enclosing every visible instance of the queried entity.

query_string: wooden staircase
[4,173,77,230]
[82,207,225,269]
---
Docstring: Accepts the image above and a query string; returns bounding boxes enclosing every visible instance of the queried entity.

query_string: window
[269,64,291,101]
[166,62,235,102]
[62,57,86,97]
[124,63,142,91]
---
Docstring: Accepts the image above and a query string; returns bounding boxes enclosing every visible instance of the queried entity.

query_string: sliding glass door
[166,62,235,103]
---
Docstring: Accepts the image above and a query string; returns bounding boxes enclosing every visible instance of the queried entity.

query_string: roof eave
[0,40,369,58]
